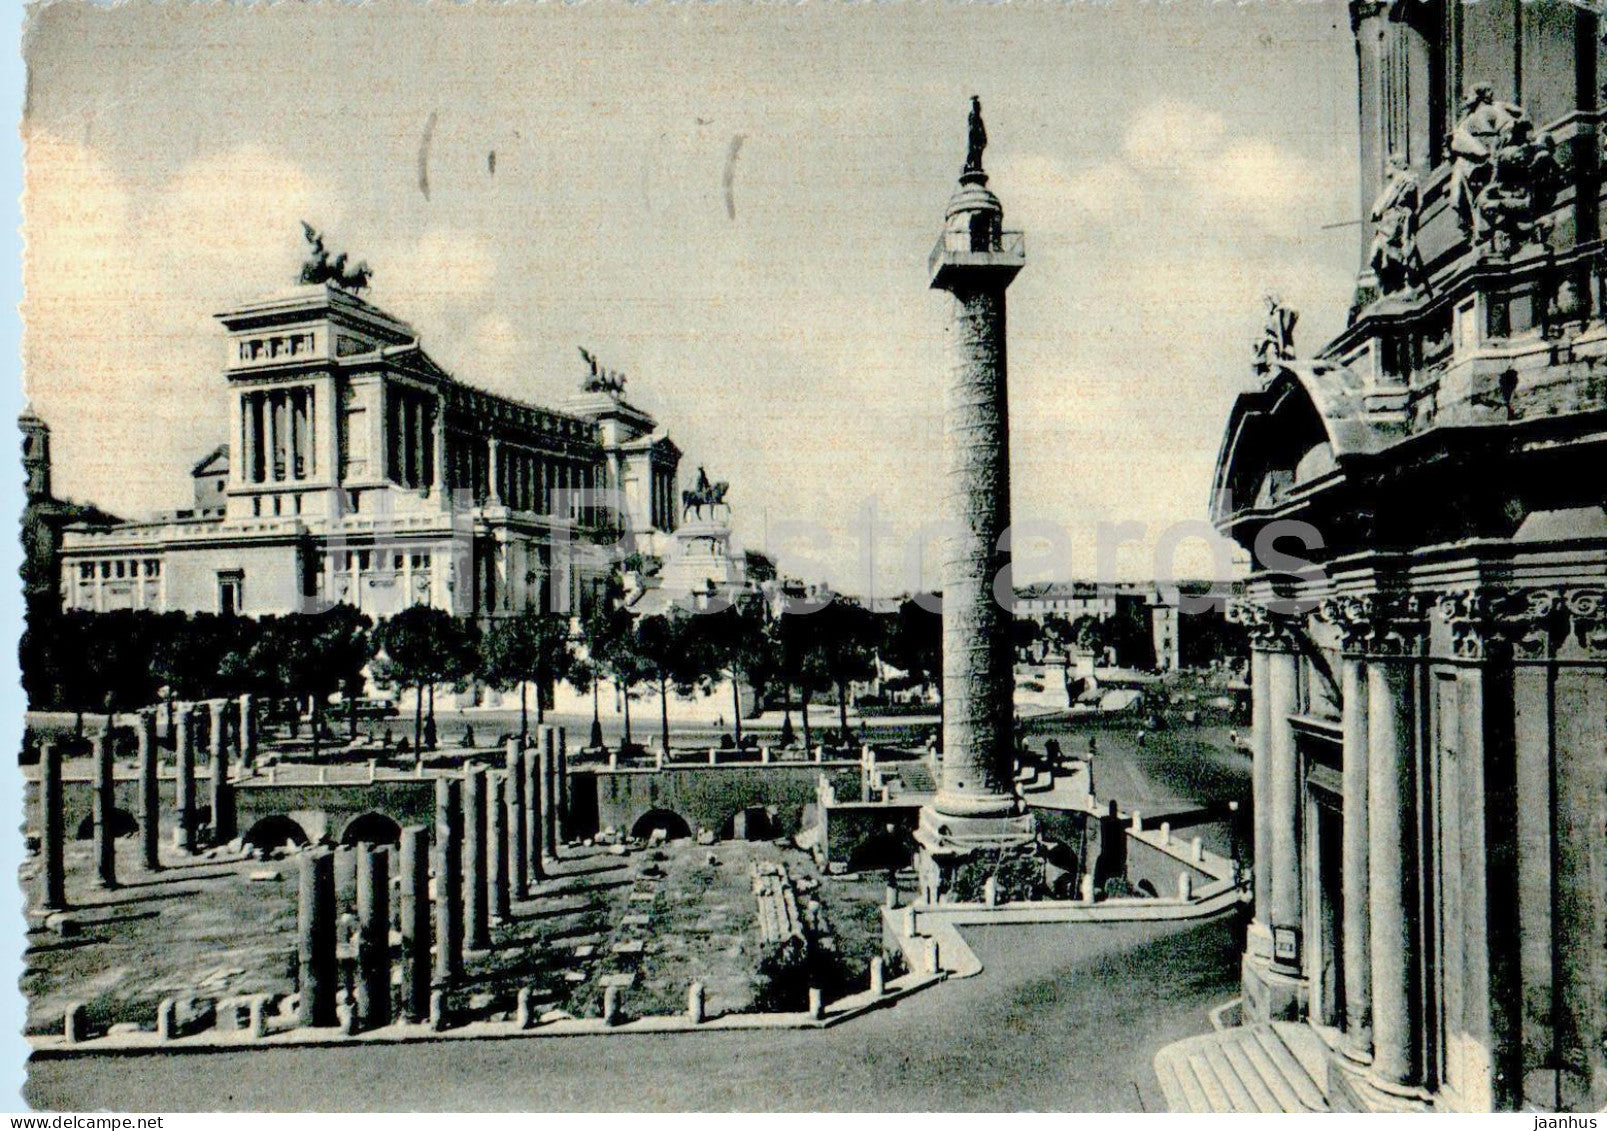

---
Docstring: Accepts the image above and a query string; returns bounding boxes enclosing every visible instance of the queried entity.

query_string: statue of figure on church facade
[1252,293,1298,375]
[1447,83,1524,241]
[298,222,372,291]
[1472,116,1561,256]
[1368,154,1425,296]
[963,95,987,177]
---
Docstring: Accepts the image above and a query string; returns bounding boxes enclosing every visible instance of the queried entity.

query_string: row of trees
[21,591,947,756]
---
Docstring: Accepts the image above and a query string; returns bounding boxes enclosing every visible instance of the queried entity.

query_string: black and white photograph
[9,0,1607,1115]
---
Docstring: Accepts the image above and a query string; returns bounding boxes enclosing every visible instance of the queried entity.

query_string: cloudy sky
[21,1,1360,594]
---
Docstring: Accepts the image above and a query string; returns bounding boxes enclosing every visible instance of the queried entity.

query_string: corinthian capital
[1228,599,1301,651]
[1317,592,1429,656]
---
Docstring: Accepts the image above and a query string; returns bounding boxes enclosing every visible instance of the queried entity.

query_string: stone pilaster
[297,848,337,1027]
[399,825,430,1023]
[356,845,391,1030]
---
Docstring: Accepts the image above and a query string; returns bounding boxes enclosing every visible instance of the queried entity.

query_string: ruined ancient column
[556,726,570,840]
[915,97,1033,897]
[489,772,510,923]
[92,725,116,889]
[237,693,257,767]
[399,825,431,1023]
[505,738,529,895]
[137,709,160,871]
[174,703,196,853]
[433,776,463,983]
[39,741,65,911]
[208,699,234,845]
[1369,657,1421,1090]
[356,844,391,1030]
[1340,653,1373,1063]
[463,767,490,951]
[297,848,337,1027]
[535,735,556,863]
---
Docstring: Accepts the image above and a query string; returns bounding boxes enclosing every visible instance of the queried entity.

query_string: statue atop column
[1252,294,1298,375]
[1367,154,1425,296]
[963,95,987,179]
[299,222,372,292]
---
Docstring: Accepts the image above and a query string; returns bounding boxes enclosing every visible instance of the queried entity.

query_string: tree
[481,610,574,744]
[883,598,942,698]
[684,600,768,747]
[634,611,700,754]
[252,608,374,761]
[580,597,654,750]
[805,600,880,741]
[375,606,477,754]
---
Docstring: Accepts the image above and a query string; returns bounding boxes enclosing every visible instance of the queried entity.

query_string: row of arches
[70,809,403,851]
[627,806,777,843]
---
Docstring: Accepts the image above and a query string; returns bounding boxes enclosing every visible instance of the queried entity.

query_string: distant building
[56,283,685,620]
[1014,580,1239,671]
[18,406,119,611]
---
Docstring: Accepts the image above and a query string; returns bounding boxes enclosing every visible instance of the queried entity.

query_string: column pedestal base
[1242,946,1307,1024]
[914,804,1037,903]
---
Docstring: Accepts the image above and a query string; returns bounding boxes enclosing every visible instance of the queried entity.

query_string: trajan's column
[915,97,1035,901]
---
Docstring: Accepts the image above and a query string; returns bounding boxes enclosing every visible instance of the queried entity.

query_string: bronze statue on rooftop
[578,347,627,395]
[299,222,372,292]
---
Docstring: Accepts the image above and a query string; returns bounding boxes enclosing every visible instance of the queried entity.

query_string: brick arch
[630,808,692,841]
[340,811,402,846]
[243,814,311,852]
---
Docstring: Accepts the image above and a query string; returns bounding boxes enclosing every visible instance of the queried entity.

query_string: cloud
[22,132,344,516]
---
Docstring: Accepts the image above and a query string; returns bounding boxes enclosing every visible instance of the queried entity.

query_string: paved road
[26,915,1240,1112]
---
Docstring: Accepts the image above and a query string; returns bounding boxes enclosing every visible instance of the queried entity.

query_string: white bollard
[515,986,534,1029]
[923,937,941,974]
[1160,821,1171,846]
[687,981,706,1024]
[603,984,623,1026]
[1080,872,1096,901]
[983,876,998,907]
[869,957,886,996]
[1191,837,1204,863]
[902,906,917,937]
[807,987,823,1019]
[1130,809,1142,832]
[1178,871,1193,901]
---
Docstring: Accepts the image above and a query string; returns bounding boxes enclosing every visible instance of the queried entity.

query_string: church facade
[1209,0,1606,1113]
[56,281,683,621]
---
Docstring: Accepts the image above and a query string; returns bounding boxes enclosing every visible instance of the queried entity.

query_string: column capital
[1434,585,1607,661]
[1228,599,1302,652]
[1317,592,1430,657]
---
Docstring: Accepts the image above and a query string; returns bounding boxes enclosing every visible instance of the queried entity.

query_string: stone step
[1153,1046,1194,1114]
[1185,1052,1234,1111]
[1200,1040,1271,1112]
[1249,1025,1328,1110]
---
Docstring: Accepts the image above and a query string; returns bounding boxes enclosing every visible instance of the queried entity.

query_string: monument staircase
[1154,1021,1330,1113]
